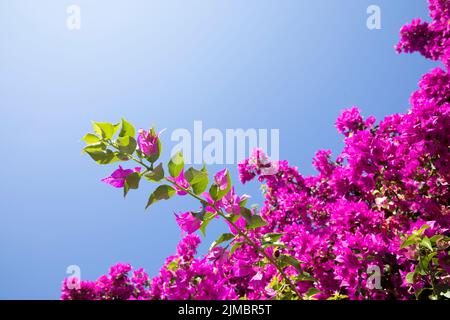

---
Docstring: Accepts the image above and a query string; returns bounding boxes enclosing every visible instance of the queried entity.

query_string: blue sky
[0,0,437,299]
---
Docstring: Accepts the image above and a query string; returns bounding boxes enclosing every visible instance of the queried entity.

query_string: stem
[429,266,438,297]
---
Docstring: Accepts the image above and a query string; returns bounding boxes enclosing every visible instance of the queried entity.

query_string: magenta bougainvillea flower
[218,187,248,215]
[226,215,247,235]
[167,169,190,195]
[137,128,161,157]
[334,106,376,136]
[175,211,202,234]
[101,166,141,188]
[396,0,449,68]
[214,169,229,190]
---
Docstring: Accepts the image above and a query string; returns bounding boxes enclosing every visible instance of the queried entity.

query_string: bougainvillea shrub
[62,0,450,300]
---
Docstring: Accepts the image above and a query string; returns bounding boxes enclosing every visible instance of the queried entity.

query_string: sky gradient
[0,0,437,299]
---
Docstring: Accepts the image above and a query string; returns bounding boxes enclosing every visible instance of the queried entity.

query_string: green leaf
[430,234,443,244]
[304,287,321,299]
[83,141,106,153]
[419,256,431,272]
[148,138,162,163]
[83,144,118,165]
[184,166,208,184]
[125,172,140,189]
[82,133,100,145]
[400,234,419,249]
[114,123,121,134]
[116,152,131,161]
[440,290,450,299]
[116,136,137,155]
[192,178,209,195]
[145,185,176,209]
[191,207,206,222]
[167,259,180,272]
[406,271,415,284]
[144,163,164,182]
[246,215,268,230]
[415,224,430,236]
[123,171,140,197]
[123,183,130,198]
[84,149,106,162]
[199,212,216,237]
[417,252,437,277]
[420,236,433,251]
[229,242,244,255]
[209,184,219,201]
[417,265,428,276]
[168,152,184,178]
[262,242,287,249]
[427,252,437,260]
[119,118,135,138]
[279,254,302,273]
[262,233,285,249]
[240,208,267,230]
[225,213,240,223]
[263,233,283,243]
[96,150,119,165]
[209,233,235,251]
[327,293,349,300]
[295,272,316,282]
[239,197,249,208]
[240,207,252,220]
[185,166,209,195]
[92,121,118,140]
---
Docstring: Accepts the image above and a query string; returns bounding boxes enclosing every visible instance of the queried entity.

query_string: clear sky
[0,0,437,299]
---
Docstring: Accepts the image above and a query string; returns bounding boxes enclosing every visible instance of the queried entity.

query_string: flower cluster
[63,0,450,300]
[61,263,151,300]
[396,0,449,68]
